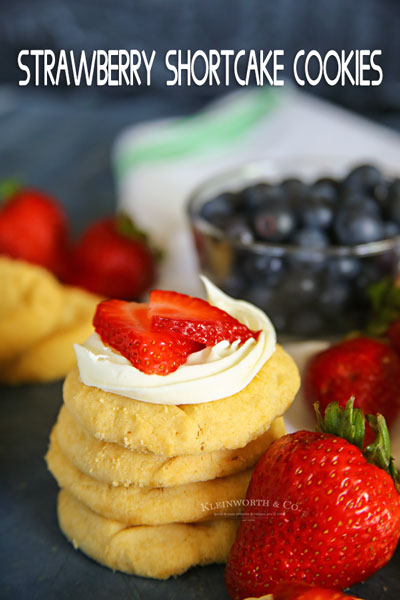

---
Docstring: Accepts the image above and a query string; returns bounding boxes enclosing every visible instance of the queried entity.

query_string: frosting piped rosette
[74,276,276,405]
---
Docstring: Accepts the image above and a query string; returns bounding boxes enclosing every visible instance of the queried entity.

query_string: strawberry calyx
[315,397,400,493]
[364,413,400,492]
[115,214,149,244]
[365,276,400,338]
[315,396,365,450]
[0,179,22,205]
[115,214,163,261]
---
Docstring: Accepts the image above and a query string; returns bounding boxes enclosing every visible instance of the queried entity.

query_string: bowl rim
[187,158,400,258]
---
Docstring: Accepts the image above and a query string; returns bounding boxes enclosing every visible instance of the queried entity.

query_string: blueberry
[343,164,383,193]
[290,228,329,269]
[253,203,296,242]
[372,180,390,205]
[201,193,236,227]
[292,227,329,247]
[241,183,271,214]
[328,257,361,279]
[340,192,380,216]
[334,207,384,245]
[280,178,309,203]
[383,221,400,238]
[242,253,284,286]
[243,284,275,310]
[320,279,351,314]
[311,178,339,205]
[224,217,254,244]
[315,176,340,190]
[279,269,322,305]
[281,178,310,215]
[384,180,400,224]
[301,197,334,230]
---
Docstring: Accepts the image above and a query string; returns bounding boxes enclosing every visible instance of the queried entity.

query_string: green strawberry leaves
[315,397,400,493]
[315,397,365,450]
[365,414,400,493]
[115,214,164,261]
[365,277,400,337]
[0,179,22,204]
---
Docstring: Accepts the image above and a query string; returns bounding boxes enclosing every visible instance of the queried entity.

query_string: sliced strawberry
[93,299,204,375]
[150,290,259,346]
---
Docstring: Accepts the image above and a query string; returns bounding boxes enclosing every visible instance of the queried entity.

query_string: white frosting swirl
[74,276,276,405]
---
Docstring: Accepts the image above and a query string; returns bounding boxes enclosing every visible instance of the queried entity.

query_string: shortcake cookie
[58,490,239,579]
[0,257,100,383]
[54,404,286,487]
[1,286,99,383]
[47,435,252,526]
[64,345,299,457]
[0,256,63,363]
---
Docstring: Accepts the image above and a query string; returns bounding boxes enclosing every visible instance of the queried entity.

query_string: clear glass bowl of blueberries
[187,159,400,336]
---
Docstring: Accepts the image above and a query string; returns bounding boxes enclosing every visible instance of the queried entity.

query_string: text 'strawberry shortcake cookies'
[58,490,239,579]
[54,404,286,487]
[47,276,300,578]
[0,257,100,383]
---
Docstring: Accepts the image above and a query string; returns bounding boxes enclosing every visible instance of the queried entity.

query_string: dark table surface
[1,380,399,600]
[0,87,399,599]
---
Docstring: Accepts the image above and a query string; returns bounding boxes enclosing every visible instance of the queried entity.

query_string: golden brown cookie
[58,489,239,579]
[0,257,63,363]
[1,285,99,383]
[54,404,285,487]
[46,434,252,526]
[64,345,299,457]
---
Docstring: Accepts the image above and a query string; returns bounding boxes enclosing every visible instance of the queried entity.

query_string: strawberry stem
[315,398,400,494]
[315,397,365,450]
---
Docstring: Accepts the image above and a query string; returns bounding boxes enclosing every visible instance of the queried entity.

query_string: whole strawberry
[303,336,400,441]
[0,186,69,277]
[67,215,156,299]
[225,399,400,599]
[252,580,363,599]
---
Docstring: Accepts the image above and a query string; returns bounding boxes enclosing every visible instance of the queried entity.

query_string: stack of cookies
[46,344,299,579]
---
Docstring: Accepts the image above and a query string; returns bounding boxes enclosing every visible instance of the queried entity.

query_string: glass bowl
[187,158,400,337]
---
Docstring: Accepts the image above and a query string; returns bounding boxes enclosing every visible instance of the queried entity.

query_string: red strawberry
[0,187,69,277]
[225,399,400,599]
[150,290,259,345]
[270,581,362,600]
[387,319,400,354]
[303,337,400,443]
[67,216,156,299]
[93,299,203,375]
